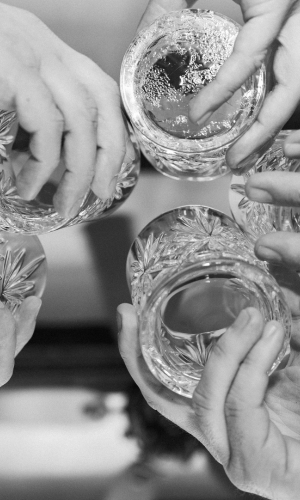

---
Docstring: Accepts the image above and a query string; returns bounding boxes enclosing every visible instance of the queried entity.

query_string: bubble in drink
[135,16,248,140]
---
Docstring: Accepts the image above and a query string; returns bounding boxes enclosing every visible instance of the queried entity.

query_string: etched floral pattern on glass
[0,232,46,314]
[229,130,300,240]
[127,206,291,397]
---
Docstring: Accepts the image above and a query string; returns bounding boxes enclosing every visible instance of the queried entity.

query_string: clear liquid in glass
[136,32,245,140]
[154,273,262,379]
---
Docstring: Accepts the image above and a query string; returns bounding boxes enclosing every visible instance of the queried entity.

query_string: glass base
[137,129,229,181]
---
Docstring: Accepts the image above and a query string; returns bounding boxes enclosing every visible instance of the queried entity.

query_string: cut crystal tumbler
[127,205,291,398]
[120,9,266,181]
[0,231,46,314]
[229,130,300,241]
[0,111,140,235]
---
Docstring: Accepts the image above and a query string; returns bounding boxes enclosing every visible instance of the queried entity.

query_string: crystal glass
[0,110,140,235]
[127,205,291,398]
[120,9,266,181]
[0,231,46,314]
[229,130,300,241]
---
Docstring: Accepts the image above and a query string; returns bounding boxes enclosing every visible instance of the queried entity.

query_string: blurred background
[0,1,297,499]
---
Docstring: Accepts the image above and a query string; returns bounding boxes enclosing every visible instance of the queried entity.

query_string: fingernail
[284,143,300,158]
[66,201,82,219]
[27,297,42,320]
[233,309,251,329]
[229,138,276,173]
[195,110,212,127]
[116,310,122,334]
[230,153,260,174]
[55,197,82,219]
[246,187,274,204]
[256,246,282,263]
[16,181,37,201]
[263,321,282,339]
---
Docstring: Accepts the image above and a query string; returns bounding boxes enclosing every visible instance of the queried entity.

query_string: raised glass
[120,9,266,181]
[229,130,300,241]
[0,231,46,314]
[0,110,140,235]
[127,205,291,398]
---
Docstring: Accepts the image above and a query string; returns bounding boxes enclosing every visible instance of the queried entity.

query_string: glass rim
[128,204,242,243]
[139,251,283,318]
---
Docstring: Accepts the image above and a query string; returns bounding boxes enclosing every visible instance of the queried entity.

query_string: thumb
[116,303,198,433]
[0,304,16,387]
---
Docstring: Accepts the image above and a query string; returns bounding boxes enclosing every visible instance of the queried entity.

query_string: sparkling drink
[121,9,266,180]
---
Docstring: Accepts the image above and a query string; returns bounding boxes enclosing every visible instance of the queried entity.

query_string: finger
[255,232,300,269]
[66,54,127,200]
[14,296,42,356]
[21,57,98,218]
[0,304,16,387]
[226,81,300,171]
[284,130,300,158]
[189,9,285,124]
[266,264,300,317]
[224,321,285,489]
[192,308,264,464]
[117,303,199,437]
[137,0,197,32]
[9,64,64,202]
[265,264,300,352]
[245,171,300,206]
[92,82,127,200]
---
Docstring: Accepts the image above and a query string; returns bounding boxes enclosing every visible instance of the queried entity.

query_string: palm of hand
[230,0,300,149]
[266,363,300,439]
[217,271,300,499]
[265,267,300,437]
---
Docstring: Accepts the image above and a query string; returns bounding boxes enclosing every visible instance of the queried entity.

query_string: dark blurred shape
[125,383,204,462]
[12,125,30,152]
[84,215,133,338]
[8,323,132,391]
[284,105,300,130]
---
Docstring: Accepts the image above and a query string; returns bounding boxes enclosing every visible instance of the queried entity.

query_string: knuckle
[226,460,263,497]
[192,386,214,416]
[48,108,64,134]
[224,387,247,419]
[72,91,98,127]
[73,53,99,74]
